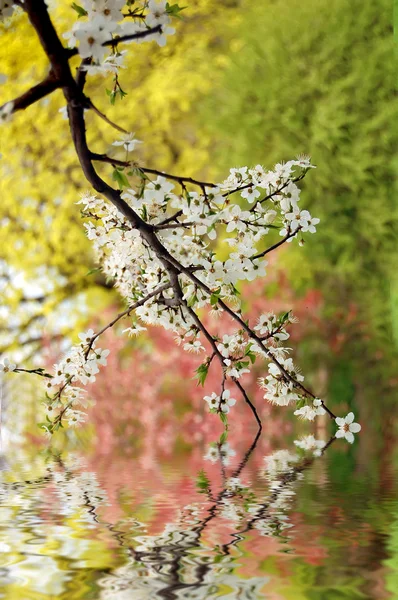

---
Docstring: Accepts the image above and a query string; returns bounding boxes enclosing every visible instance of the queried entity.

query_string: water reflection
[0,428,395,599]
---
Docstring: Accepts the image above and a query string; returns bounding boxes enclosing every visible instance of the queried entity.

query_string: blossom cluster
[64,0,176,72]
[0,142,361,440]
[40,330,110,433]
[0,1,362,441]
[76,148,324,419]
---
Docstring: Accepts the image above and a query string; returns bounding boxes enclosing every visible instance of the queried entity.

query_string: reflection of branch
[103,432,334,598]
[221,435,336,554]
[130,430,263,598]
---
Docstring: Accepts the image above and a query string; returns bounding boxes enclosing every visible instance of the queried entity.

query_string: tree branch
[65,25,164,59]
[87,100,129,134]
[251,228,299,260]
[90,153,217,188]
[1,72,60,113]
[234,379,262,431]
[84,282,171,358]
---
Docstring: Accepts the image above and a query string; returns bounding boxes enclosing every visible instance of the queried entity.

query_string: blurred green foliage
[200,0,398,346]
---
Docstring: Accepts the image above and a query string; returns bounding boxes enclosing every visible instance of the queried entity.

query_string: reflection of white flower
[263,449,298,477]
[335,412,361,444]
[204,446,219,463]
[219,442,236,465]
[204,442,236,465]
[294,434,326,457]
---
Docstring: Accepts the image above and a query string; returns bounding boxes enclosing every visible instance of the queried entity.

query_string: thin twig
[84,282,171,357]
[90,153,217,187]
[251,229,298,260]
[14,368,52,379]
[0,72,60,113]
[66,26,164,60]
[234,379,262,431]
[88,100,129,134]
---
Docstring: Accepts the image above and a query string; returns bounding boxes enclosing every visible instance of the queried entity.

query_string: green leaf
[86,267,101,276]
[196,469,210,493]
[38,423,52,435]
[219,412,228,427]
[278,310,291,324]
[71,2,88,17]
[117,85,128,100]
[295,397,306,410]
[112,168,130,190]
[166,2,187,18]
[195,363,209,386]
[106,88,116,105]
[219,430,228,445]
[247,352,256,365]
[235,360,249,369]
[187,294,198,308]
[210,288,221,306]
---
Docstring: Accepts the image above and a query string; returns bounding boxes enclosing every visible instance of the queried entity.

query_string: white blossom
[0,358,16,373]
[0,101,13,124]
[335,412,361,443]
[112,132,142,153]
[294,398,326,421]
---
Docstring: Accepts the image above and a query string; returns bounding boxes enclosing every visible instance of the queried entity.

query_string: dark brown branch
[249,172,307,212]
[155,221,194,230]
[234,379,262,431]
[87,100,129,134]
[156,210,183,227]
[20,0,334,429]
[14,368,52,378]
[66,25,164,59]
[90,153,217,188]
[75,58,91,90]
[2,72,60,113]
[251,229,299,260]
[84,283,171,358]
[154,259,337,419]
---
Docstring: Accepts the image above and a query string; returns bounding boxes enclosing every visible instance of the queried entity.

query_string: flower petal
[335,429,345,438]
[335,417,345,427]
[345,431,355,444]
[349,423,361,433]
[345,412,355,424]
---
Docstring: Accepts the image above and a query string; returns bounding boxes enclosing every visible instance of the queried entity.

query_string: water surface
[0,422,396,599]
